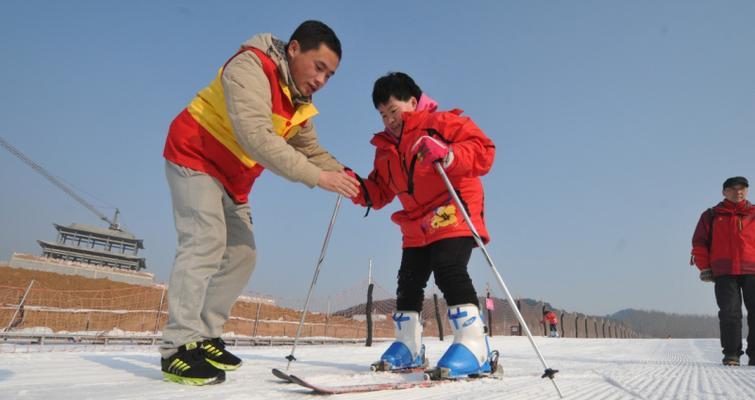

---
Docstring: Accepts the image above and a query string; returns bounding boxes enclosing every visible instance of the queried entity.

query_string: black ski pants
[395,237,479,313]
[714,274,755,358]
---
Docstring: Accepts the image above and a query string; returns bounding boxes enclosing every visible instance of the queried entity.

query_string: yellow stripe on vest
[187,70,318,167]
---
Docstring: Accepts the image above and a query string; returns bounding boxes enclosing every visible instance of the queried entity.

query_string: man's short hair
[372,72,422,109]
[723,176,749,189]
[288,20,341,60]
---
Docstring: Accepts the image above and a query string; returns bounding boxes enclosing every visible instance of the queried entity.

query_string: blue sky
[1,1,753,316]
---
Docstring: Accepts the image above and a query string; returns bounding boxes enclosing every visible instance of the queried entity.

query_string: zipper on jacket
[390,122,419,201]
[394,144,418,201]
[386,159,398,193]
[406,154,418,195]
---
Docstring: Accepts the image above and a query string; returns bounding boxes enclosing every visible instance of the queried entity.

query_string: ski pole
[433,162,564,398]
[285,194,343,370]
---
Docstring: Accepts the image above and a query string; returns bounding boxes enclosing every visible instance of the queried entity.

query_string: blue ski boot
[371,311,428,372]
[431,304,500,379]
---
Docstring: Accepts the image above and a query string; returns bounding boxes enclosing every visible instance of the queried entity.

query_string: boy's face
[378,96,417,135]
[287,41,339,97]
[723,185,748,203]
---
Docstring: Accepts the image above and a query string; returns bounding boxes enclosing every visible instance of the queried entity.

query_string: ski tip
[271,368,294,383]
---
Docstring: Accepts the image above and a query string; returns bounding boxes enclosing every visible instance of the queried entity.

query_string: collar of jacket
[715,199,754,215]
[241,33,312,106]
[382,93,439,137]
[370,130,399,148]
[370,108,465,149]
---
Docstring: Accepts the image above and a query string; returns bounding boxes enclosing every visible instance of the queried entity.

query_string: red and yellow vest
[163,47,318,203]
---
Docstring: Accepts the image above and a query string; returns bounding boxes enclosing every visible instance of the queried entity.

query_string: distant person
[347,72,497,378]
[542,309,559,338]
[160,20,359,385]
[691,176,755,366]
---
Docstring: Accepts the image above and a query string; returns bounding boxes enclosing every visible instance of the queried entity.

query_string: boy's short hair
[372,72,422,109]
[288,20,342,60]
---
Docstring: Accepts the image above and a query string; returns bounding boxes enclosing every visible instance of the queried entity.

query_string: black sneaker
[722,355,740,366]
[161,342,225,385]
[201,338,242,371]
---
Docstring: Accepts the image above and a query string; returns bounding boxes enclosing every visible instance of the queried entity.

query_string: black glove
[699,268,713,282]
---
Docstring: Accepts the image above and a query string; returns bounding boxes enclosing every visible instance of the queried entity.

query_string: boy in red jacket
[542,310,559,338]
[347,72,496,378]
[691,176,755,366]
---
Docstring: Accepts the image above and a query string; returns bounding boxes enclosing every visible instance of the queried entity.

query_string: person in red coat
[691,176,755,366]
[348,72,496,378]
[542,310,559,337]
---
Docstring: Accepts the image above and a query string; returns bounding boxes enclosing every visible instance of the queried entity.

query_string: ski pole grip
[541,368,559,379]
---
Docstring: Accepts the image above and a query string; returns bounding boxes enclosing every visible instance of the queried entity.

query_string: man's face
[723,185,748,203]
[287,41,339,97]
[377,96,417,135]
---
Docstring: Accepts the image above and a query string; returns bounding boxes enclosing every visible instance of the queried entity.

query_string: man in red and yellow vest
[691,176,755,367]
[160,20,358,385]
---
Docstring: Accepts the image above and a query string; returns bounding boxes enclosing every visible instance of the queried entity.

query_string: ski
[272,366,426,383]
[272,368,294,383]
[288,373,442,394]
[288,370,502,395]
[281,351,502,393]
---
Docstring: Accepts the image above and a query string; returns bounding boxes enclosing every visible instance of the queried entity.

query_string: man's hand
[699,268,713,282]
[411,136,452,166]
[317,170,359,198]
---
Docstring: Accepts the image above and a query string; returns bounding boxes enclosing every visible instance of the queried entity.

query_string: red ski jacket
[691,200,755,277]
[542,311,558,325]
[351,108,495,248]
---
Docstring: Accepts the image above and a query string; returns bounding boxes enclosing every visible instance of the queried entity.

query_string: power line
[0,136,121,230]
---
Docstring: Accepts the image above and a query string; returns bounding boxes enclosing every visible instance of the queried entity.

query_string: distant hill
[608,309,721,338]
[335,298,728,339]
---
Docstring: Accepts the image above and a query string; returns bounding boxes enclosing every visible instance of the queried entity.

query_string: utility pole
[365,258,374,347]
[486,282,493,337]
[433,285,444,341]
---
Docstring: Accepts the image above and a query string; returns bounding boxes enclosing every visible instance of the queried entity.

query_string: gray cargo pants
[160,160,256,358]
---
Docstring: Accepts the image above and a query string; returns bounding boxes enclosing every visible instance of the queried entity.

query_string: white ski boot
[371,311,428,371]
[431,304,499,379]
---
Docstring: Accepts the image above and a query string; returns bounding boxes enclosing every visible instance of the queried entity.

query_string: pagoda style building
[37,223,146,271]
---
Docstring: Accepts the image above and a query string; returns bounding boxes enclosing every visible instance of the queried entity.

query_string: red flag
[485,298,495,310]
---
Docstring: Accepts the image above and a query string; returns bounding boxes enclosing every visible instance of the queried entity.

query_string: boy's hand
[317,170,359,198]
[411,136,452,167]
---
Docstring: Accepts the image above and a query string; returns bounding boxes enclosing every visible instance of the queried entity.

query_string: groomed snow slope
[2,337,754,399]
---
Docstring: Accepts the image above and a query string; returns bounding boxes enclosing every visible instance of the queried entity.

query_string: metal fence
[1,277,641,346]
